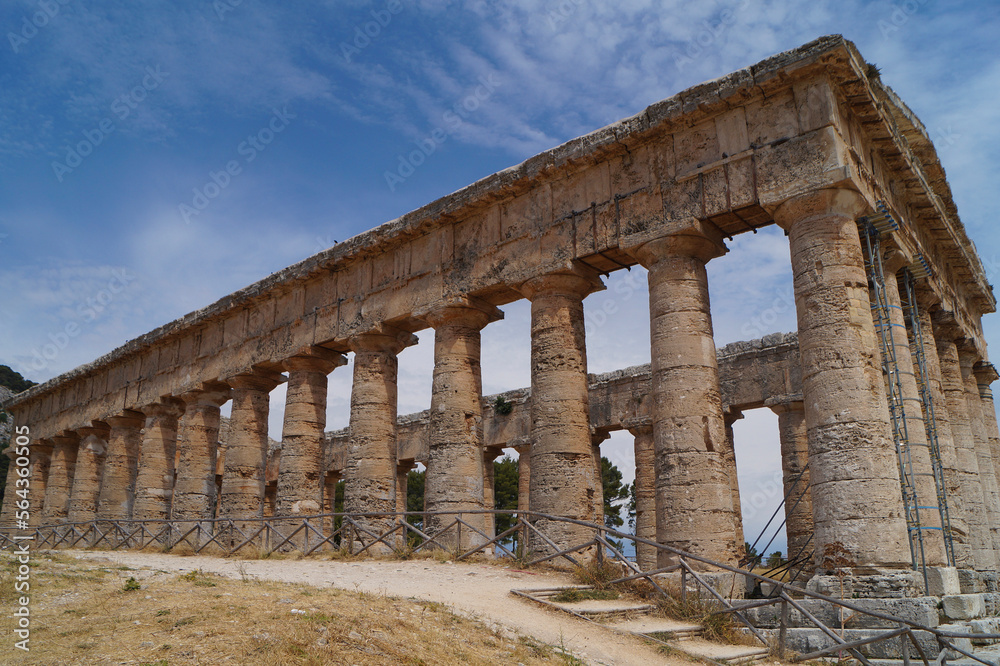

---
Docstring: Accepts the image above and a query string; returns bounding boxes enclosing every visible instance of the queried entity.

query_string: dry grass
[0,550,570,665]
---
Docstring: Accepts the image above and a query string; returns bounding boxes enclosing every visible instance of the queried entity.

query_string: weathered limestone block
[774,189,909,570]
[936,330,995,571]
[276,351,344,517]
[744,596,940,630]
[41,434,79,523]
[926,566,961,597]
[772,402,814,575]
[219,371,283,521]
[66,424,111,523]
[628,424,657,572]
[806,569,924,599]
[519,269,604,560]
[419,299,502,550]
[133,400,184,521]
[943,593,987,621]
[344,329,416,553]
[634,227,739,569]
[878,253,946,565]
[28,441,53,528]
[96,411,144,521]
[172,387,231,521]
[914,295,971,568]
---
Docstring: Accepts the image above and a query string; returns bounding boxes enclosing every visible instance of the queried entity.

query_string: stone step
[755,627,974,660]
[673,638,770,665]
[605,616,704,640]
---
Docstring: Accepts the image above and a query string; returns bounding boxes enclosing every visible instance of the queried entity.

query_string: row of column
[5,186,999,576]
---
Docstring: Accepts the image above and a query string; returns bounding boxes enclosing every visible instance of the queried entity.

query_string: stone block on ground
[926,567,961,596]
[943,594,986,621]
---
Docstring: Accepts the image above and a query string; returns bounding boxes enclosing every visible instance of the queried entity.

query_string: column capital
[180,384,232,408]
[76,422,111,440]
[283,347,347,374]
[932,309,964,344]
[768,400,805,415]
[31,438,54,454]
[141,397,186,419]
[723,407,744,426]
[591,429,611,446]
[348,325,419,354]
[107,409,146,429]
[773,187,868,231]
[415,296,503,330]
[974,362,999,386]
[622,417,652,436]
[631,222,727,267]
[52,432,80,446]
[516,266,605,301]
[225,369,285,392]
[881,248,910,276]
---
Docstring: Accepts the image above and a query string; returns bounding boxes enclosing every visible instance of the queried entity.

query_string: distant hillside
[0,365,36,394]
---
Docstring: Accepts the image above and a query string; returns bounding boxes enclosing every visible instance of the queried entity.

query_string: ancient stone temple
[2,36,998,593]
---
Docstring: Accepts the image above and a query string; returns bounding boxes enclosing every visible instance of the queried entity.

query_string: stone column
[133,399,184,522]
[396,462,413,515]
[419,300,502,551]
[172,387,231,522]
[515,444,531,514]
[973,362,1000,496]
[96,411,144,522]
[629,424,657,572]
[960,350,1000,568]
[774,189,909,569]
[723,409,745,559]
[519,269,604,559]
[41,433,79,524]
[592,431,609,530]
[914,299,970,568]
[28,441,54,528]
[0,450,19,530]
[633,229,740,568]
[936,330,994,571]
[276,350,345,518]
[877,255,947,565]
[219,370,283,521]
[344,328,416,553]
[67,424,111,524]
[770,403,815,575]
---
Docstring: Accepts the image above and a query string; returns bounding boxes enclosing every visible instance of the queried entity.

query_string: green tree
[0,365,36,395]
[493,456,519,538]
[765,550,784,568]
[600,456,630,531]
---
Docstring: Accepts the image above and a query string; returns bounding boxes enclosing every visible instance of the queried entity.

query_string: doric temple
[3,35,999,590]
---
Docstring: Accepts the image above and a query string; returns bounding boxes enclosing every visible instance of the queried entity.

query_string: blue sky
[2,1,998,554]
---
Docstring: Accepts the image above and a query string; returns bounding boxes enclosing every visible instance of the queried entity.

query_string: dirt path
[67,550,686,665]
